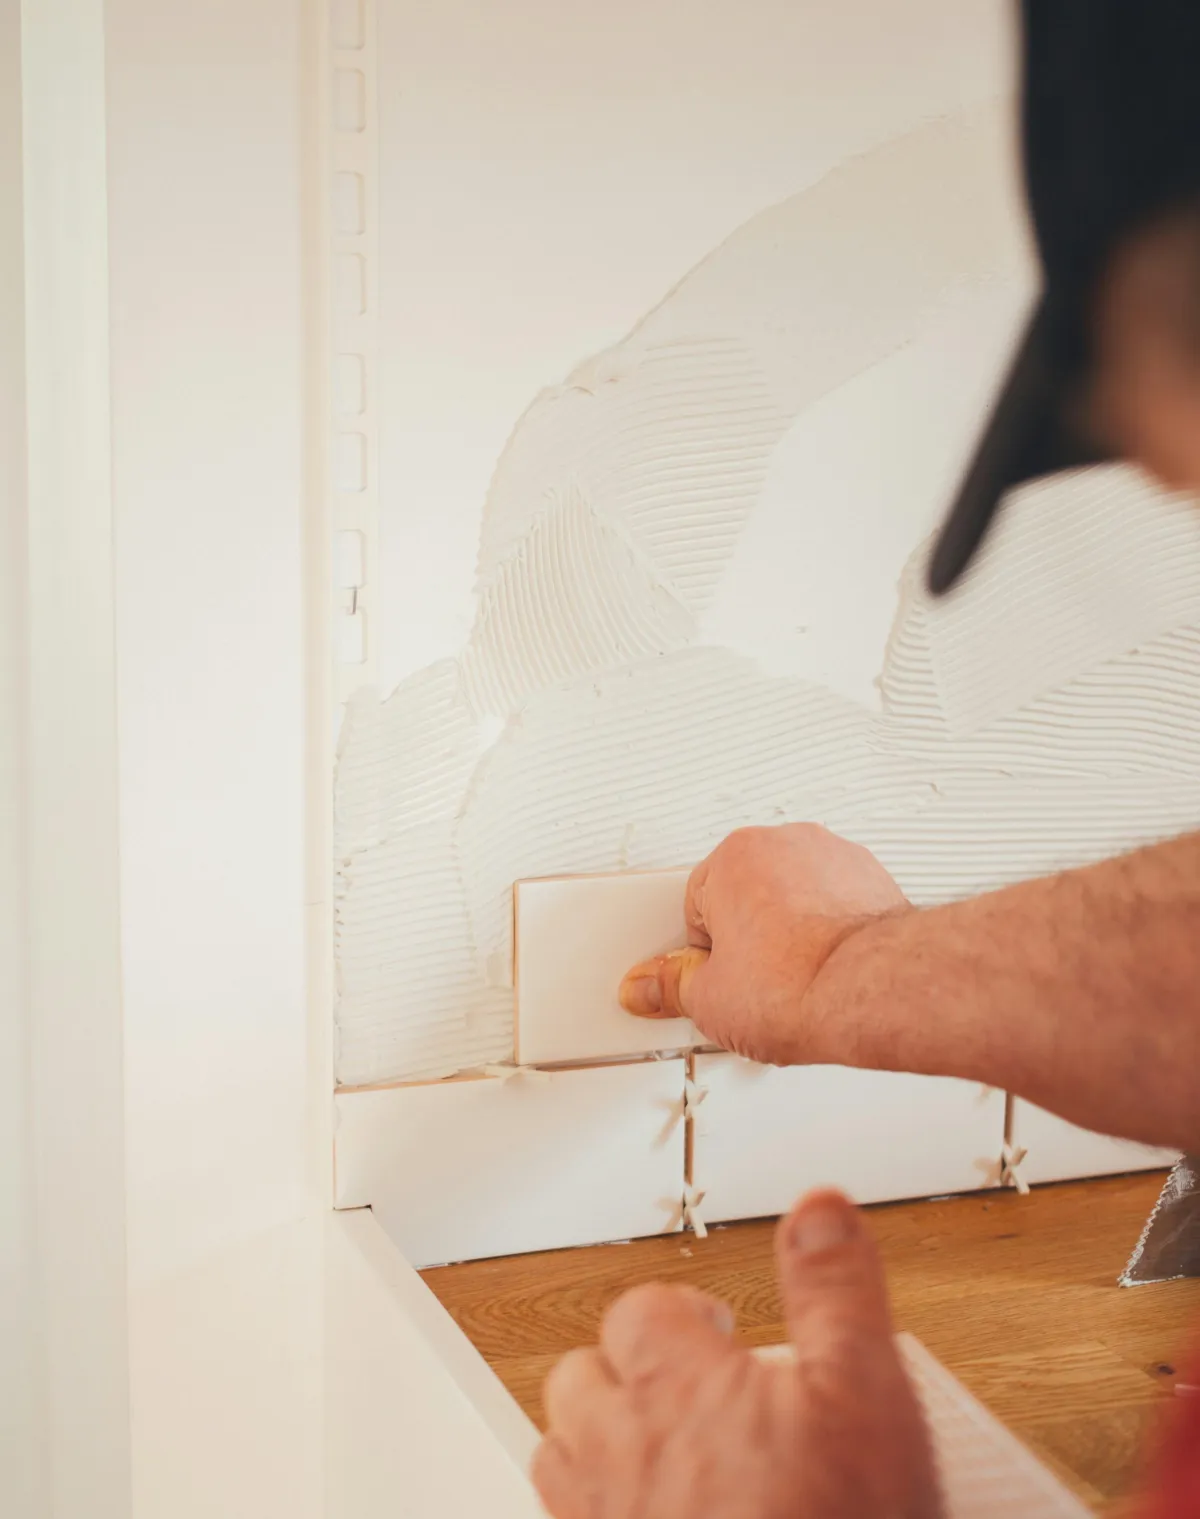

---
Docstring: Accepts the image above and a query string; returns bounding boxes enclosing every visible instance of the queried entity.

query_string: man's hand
[619,824,910,1065]
[533,1190,941,1519]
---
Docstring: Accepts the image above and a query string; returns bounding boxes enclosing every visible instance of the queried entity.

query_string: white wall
[338,0,1200,1104]
[336,1,1041,1086]
[376,0,1015,687]
[105,0,312,1286]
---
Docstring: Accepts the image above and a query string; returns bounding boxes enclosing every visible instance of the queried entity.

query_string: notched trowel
[1120,1155,1200,1285]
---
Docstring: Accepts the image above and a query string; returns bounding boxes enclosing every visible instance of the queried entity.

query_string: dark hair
[1023,0,1200,373]
[928,1,1200,593]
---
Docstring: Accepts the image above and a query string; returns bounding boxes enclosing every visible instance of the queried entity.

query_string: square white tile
[692,1055,1004,1223]
[514,871,702,1065]
[335,1059,686,1266]
[1009,1100,1177,1187]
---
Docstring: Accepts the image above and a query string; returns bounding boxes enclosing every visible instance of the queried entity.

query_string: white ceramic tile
[896,1335,1092,1518]
[335,1060,686,1266]
[755,1339,1091,1518]
[514,871,702,1065]
[692,1056,1004,1223]
[1009,1100,1177,1187]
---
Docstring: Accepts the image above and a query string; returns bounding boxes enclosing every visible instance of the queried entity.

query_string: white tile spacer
[683,1186,709,1239]
[1000,1141,1030,1194]
[480,1062,552,1085]
[683,1079,709,1118]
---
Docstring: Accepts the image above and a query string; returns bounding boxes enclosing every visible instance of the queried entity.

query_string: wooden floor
[423,1173,1200,1513]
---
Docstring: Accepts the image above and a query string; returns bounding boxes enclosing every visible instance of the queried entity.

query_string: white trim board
[130,1210,542,1519]
[1008,1101,1177,1188]
[692,1056,1005,1224]
[334,1059,687,1266]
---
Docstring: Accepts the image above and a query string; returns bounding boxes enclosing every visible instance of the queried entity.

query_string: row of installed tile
[334,1058,1175,1269]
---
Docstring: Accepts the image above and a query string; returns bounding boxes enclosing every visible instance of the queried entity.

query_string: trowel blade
[1121,1155,1200,1286]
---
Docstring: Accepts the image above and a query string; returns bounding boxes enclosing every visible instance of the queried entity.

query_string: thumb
[619,946,710,1019]
[775,1190,893,1366]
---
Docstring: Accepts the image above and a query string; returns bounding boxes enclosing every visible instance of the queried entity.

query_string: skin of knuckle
[694,1344,757,1415]
[715,827,767,879]
[604,1283,705,1377]
[668,1284,725,1330]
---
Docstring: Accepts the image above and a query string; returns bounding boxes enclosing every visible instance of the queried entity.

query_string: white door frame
[9,2,540,1512]
[12,0,133,1515]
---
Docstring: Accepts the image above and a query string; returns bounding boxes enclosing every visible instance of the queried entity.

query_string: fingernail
[790,1204,854,1255]
[712,1303,736,1336]
[619,974,661,1015]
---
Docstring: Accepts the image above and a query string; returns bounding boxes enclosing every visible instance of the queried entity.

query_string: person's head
[929,0,1200,596]
[1092,199,1200,493]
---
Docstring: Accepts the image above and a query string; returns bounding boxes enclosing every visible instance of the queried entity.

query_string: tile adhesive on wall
[333,105,1200,1090]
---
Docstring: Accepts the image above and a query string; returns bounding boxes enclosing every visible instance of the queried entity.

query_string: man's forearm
[812,831,1200,1154]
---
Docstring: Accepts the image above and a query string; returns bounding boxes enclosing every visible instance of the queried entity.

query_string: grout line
[335,1050,692,1096]
[511,883,521,1064]
[513,866,694,886]
[684,1049,696,1191]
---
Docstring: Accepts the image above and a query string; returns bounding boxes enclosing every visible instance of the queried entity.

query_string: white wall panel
[105,0,310,1284]
[129,1212,542,1519]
